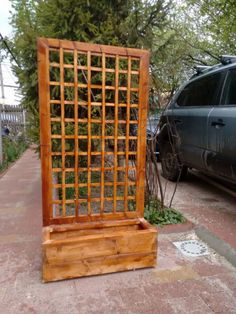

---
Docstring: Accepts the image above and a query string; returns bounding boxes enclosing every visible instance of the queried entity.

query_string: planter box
[42,218,157,282]
[38,38,156,282]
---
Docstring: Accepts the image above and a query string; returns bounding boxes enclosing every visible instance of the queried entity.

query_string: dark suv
[158,55,236,184]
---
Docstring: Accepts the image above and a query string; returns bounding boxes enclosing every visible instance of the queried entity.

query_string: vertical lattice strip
[113,55,119,213]
[59,46,66,216]
[136,53,149,217]
[38,40,52,226]
[100,52,106,214]
[87,51,92,216]
[73,48,79,217]
[124,56,131,212]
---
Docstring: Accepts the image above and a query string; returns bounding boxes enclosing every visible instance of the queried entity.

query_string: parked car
[130,113,161,160]
[146,115,160,161]
[158,55,236,184]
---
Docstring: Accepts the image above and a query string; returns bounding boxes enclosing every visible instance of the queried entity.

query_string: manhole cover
[173,240,209,257]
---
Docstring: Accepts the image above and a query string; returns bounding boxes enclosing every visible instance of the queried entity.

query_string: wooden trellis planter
[38,38,157,282]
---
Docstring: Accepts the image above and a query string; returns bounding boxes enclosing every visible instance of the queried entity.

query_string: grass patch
[144,198,186,226]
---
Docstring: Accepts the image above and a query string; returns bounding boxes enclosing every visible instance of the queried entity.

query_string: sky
[0,0,20,105]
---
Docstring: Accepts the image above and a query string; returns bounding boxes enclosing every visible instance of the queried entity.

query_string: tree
[149,0,236,104]
[189,0,236,54]
[8,0,171,145]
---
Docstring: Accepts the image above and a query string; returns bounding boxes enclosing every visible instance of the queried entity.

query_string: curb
[195,225,236,268]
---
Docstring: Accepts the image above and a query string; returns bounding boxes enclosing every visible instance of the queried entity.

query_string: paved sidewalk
[0,149,236,314]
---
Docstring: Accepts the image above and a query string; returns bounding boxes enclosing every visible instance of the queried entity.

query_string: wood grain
[42,218,157,282]
[38,39,52,226]
[39,37,150,58]
[136,52,150,217]
[73,47,79,217]
[43,252,156,282]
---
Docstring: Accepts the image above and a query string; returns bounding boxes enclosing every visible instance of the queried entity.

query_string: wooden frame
[38,38,157,281]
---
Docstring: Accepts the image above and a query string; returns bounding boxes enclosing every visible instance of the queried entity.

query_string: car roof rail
[220,55,236,65]
[190,56,236,80]
[194,65,212,74]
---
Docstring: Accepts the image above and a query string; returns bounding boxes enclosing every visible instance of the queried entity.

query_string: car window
[176,72,222,107]
[222,68,236,105]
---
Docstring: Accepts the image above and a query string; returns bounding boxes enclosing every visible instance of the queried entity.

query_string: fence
[0,104,26,136]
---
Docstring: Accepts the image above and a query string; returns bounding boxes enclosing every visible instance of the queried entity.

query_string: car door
[207,67,236,182]
[170,72,223,171]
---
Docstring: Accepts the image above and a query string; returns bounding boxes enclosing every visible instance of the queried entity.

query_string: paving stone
[200,290,236,314]
[192,259,234,277]
[168,295,213,314]
[152,266,199,283]
[0,149,236,313]
[144,280,191,299]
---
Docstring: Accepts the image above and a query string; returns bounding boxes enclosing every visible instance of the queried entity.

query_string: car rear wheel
[161,142,187,181]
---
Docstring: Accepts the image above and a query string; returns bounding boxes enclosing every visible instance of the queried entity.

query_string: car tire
[161,142,187,181]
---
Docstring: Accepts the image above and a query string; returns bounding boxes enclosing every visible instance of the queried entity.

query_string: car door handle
[174,119,182,124]
[211,120,225,127]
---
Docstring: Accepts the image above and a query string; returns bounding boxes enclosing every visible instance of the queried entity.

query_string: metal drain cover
[173,240,209,257]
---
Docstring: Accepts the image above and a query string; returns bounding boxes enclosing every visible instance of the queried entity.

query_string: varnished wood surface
[38,39,156,282]
[38,37,150,58]
[42,218,157,282]
[43,252,156,282]
[38,38,150,225]
[38,39,52,226]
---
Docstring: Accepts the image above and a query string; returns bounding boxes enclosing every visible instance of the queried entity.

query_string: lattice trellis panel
[38,38,149,226]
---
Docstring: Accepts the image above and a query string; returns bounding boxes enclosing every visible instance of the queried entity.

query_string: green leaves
[0,137,28,173]
[7,0,171,147]
[144,198,186,226]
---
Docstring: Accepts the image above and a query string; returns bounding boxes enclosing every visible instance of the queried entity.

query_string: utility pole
[0,61,4,164]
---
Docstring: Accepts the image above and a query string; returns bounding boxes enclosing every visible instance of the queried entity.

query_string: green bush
[144,198,186,226]
[0,137,28,172]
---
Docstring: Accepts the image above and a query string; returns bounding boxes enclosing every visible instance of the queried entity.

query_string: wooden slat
[43,252,156,282]
[100,52,106,214]
[87,51,92,215]
[50,225,141,239]
[57,66,139,75]
[50,218,140,232]
[51,135,136,140]
[124,56,131,212]
[38,39,52,226]
[52,195,135,204]
[41,38,150,58]
[48,211,139,225]
[136,53,149,217]
[113,55,119,213]
[52,166,136,172]
[73,47,79,217]
[59,46,66,217]
[53,181,136,189]
[51,151,136,156]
